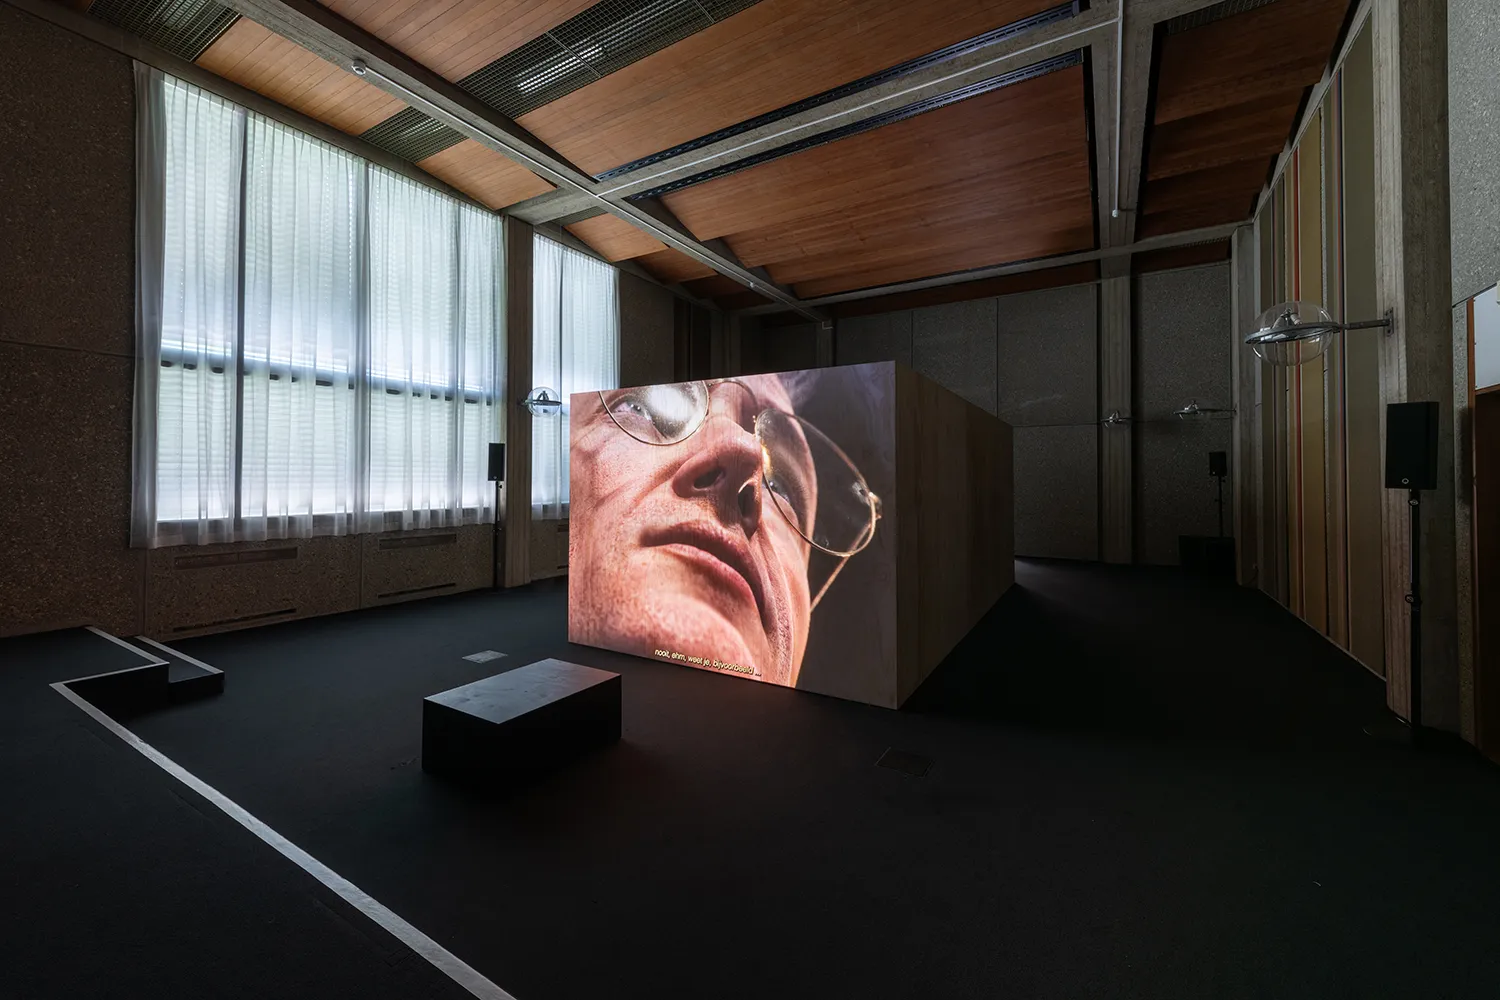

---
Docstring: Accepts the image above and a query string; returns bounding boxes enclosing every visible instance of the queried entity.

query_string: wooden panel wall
[1249,17,1384,676]
[1295,114,1328,636]
[1341,18,1385,677]
[895,366,1015,704]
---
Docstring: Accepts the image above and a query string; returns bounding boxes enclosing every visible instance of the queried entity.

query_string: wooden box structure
[567,361,1013,709]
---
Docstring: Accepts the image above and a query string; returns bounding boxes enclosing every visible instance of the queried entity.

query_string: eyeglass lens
[599,382,877,557]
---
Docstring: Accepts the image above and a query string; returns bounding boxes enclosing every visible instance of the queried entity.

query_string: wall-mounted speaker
[488,442,506,483]
[1384,401,1439,490]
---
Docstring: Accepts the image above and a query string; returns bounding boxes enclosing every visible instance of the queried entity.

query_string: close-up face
[568,376,816,686]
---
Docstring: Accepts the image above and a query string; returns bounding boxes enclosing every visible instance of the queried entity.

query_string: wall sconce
[1102,410,1131,427]
[1175,399,1235,420]
[523,386,562,416]
[1244,301,1394,366]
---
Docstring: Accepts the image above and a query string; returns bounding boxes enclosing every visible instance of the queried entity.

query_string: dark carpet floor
[0,629,473,1000]
[9,561,1500,999]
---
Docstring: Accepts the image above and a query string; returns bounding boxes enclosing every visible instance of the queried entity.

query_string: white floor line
[131,635,224,675]
[84,626,168,668]
[50,681,516,1000]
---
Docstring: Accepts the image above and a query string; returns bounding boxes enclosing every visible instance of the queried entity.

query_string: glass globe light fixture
[1245,302,1393,366]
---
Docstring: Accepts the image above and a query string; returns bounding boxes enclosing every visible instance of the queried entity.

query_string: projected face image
[568,374,881,688]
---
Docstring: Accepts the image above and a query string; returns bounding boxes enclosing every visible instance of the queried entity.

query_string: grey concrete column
[1371,0,1457,729]
[816,319,834,368]
[1230,225,1259,587]
[502,215,533,588]
[710,311,743,377]
[1099,272,1133,563]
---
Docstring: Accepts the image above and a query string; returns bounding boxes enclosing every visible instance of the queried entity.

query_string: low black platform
[422,658,621,782]
[64,632,223,717]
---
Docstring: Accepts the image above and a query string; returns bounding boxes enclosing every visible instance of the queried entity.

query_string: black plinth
[422,658,621,781]
[1179,535,1236,576]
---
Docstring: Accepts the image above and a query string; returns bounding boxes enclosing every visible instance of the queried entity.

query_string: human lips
[641,522,769,629]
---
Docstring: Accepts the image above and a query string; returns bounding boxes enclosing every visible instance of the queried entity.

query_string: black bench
[422,658,621,782]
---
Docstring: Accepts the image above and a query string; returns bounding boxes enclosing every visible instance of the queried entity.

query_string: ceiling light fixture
[1244,301,1394,366]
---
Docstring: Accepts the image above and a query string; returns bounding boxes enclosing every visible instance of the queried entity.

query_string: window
[531,235,619,517]
[132,68,502,547]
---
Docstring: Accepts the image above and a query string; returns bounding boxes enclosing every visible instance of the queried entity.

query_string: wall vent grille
[378,532,459,550]
[88,0,239,62]
[173,607,296,632]
[377,582,458,600]
[173,547,298,570]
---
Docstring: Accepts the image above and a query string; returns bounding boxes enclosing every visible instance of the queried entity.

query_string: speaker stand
[1405,488,1425,746]
[1368,490,1426,747]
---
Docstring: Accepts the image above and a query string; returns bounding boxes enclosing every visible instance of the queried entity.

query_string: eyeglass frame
[593,377,882,609]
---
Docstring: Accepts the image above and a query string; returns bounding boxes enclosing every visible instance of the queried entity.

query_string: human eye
[608,392,669,443]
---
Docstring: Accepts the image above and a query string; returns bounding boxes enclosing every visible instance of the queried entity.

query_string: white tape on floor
[50,678,516,1000]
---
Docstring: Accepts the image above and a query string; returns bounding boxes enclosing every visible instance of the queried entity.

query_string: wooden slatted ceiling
[1137,0,1352,239]
[198,17,405,135]
[415,140,552,209]
[517,0,1065,177]
[313,0,595,82]
[564,214,667,261]
[634,248,716,285]
[196,18,553,209]
[658,64,1093,298]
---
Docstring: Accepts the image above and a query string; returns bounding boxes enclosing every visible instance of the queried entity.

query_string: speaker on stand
[1368,401,1439,747]
[488,442,506,591]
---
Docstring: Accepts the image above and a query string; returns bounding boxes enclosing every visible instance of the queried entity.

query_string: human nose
[670,416,764,539]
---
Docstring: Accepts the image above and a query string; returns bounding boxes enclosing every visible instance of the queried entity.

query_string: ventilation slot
[88,0,239,62]
[173,547,298,570]
[360,107,466,163]
[377,582,458,600]
[1164,0,1279,34]
[378,532,459,550]
[173,607,296,632]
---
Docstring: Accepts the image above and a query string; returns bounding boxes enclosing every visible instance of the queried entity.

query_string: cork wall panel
[618,272,675,389]
[146,535,361,636]
[362,523,493,605]
[0,343,143,637]
[0,4,134,356]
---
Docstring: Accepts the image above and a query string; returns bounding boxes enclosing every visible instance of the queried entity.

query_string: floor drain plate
[876,748,932,778]
[462,650,507,664]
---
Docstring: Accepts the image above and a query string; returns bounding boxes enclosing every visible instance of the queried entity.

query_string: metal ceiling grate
[627,51,1083,202]
[1164,0,1281,34]
[89,0,239,62]
[457,0,763,120]
[359,107,466,163]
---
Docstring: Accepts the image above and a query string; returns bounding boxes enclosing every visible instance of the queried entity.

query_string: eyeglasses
[596,379,882,607]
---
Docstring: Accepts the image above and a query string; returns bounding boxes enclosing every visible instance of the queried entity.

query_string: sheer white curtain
[239,115,361,539]
[531,235,619,518]
[133,67,244,546]
[133,67,502,547]
[366,168,500,530]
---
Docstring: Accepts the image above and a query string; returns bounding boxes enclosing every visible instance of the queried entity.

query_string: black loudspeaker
[1209,450,1228,477]
[487,442,506,483]
[1384,402,1439,490]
